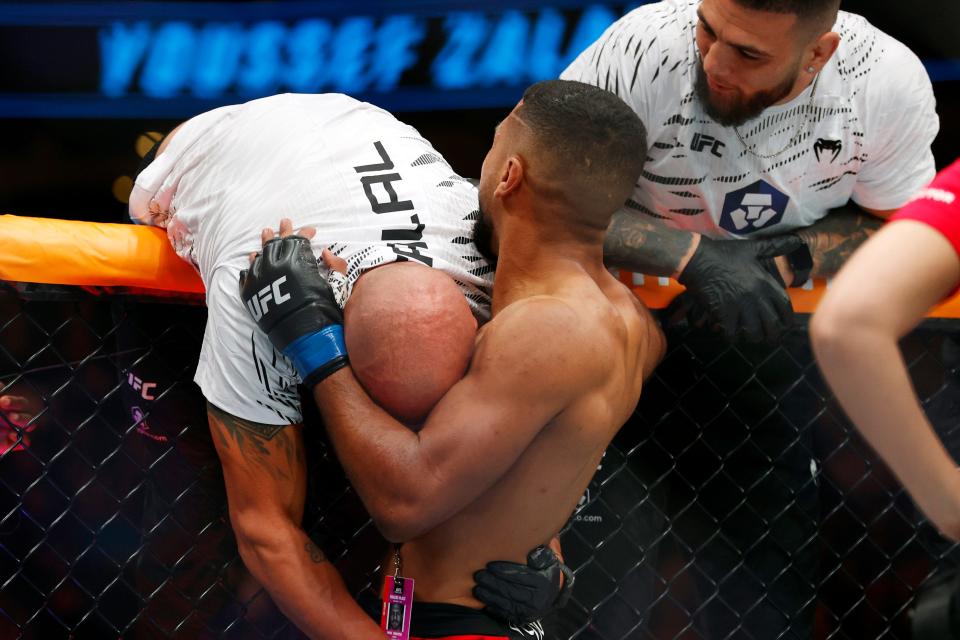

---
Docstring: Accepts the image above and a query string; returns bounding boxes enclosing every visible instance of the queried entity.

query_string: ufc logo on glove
[245,276,291,320]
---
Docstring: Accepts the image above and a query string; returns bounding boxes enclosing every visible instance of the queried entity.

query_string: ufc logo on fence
[127,373,157,400]
[246,276,291,320]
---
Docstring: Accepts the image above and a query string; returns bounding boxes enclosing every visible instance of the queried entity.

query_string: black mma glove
[473,545,575,626]
[911,568,960,639]
[240,235,348,387]
[669,233,802,343]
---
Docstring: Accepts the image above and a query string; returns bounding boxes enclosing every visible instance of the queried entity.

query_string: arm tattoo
[207,402,302,480]
[795,203,884,278]
[603,209,696,277]
[305,540,328,564]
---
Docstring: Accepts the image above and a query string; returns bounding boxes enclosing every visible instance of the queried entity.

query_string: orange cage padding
[0,215,204,294]
[615,269,960,318]
[3,215,960,317]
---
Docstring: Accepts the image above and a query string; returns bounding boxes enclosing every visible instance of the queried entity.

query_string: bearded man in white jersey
[561,0,939,637]
[130,93,576,638]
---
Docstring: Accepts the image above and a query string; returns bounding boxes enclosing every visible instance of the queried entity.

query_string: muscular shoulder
[481,296,600,352]
[474,296,611,391]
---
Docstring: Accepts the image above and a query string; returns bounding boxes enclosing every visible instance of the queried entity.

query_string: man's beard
[472,208,498,268]
[694,61,799,127]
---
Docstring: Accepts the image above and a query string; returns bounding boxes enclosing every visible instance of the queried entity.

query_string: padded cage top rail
[4,214,960,316]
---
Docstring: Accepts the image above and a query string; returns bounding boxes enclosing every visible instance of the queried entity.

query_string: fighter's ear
[494,156,524,199]
[805,29,840,73]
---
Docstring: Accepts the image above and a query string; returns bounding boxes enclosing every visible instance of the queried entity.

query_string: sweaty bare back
[398,269,665,607]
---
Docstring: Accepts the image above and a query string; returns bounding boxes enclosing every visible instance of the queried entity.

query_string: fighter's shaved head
[512,80,647,230]
[344,262,477,427]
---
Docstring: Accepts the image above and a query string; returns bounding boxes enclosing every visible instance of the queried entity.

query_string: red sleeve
[889,159,960,258]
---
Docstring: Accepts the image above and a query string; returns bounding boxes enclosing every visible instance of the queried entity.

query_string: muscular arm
[811,221,960,540]
[603,202,889,282]
[314,299,599,542]
[206,403,382,639]
[793,202,887,279]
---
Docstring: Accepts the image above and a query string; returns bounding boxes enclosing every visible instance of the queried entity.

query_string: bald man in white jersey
[130,93,574,638]
[562,0,939,637]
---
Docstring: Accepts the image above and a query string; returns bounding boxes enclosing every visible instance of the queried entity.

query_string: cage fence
[0,283,957,640]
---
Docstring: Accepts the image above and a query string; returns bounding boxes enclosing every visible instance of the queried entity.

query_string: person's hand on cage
[0,381,40,453]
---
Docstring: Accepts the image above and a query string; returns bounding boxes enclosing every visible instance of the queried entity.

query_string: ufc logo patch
[127,373,157,400]
[691,132,725,158]
[246,276,291,320]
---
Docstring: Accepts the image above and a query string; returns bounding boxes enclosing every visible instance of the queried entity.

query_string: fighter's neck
[490,223,606,314]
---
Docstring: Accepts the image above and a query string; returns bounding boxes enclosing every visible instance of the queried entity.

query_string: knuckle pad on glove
[527,546,557,570]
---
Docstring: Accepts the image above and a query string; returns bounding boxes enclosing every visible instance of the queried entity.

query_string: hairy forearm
[603,209,699,278]
[795,203,883,278]
[237,522,383,639]
[813,323,960,540]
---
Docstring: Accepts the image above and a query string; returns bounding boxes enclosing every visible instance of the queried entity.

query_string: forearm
[814,325,960,539]
[795,203,883,279]
[314,370,434,540]
[603,208,699,278]
[237,520,383,639]
[206,404,381,638]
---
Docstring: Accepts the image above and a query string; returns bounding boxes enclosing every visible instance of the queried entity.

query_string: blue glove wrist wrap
[284,325,348,382]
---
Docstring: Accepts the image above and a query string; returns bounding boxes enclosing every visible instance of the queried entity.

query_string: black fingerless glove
[240,235,348,387]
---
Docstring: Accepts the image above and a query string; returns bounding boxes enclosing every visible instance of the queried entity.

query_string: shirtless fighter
[242,80,666,638]
[131,92,569,638]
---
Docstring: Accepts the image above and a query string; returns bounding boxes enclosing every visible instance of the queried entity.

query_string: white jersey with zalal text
[561,0,939,239]
[130,93,493,425]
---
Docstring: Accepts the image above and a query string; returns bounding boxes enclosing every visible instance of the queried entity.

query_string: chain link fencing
[0,283,957,639]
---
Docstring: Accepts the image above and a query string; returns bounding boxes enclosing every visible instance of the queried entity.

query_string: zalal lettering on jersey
[719,180,790,235]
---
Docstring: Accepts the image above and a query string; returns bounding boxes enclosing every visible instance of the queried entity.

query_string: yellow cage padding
[3,214,960,317]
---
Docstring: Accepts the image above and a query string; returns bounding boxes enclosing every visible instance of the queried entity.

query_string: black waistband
[408,602,509,636]
[370,595,547,639]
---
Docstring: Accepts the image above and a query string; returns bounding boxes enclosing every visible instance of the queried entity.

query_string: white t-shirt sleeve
[560,5,667,130]
[195,261,303,425]
[852,37,939,212]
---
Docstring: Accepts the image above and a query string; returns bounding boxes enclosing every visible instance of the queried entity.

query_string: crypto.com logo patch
[719,180,790,235]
